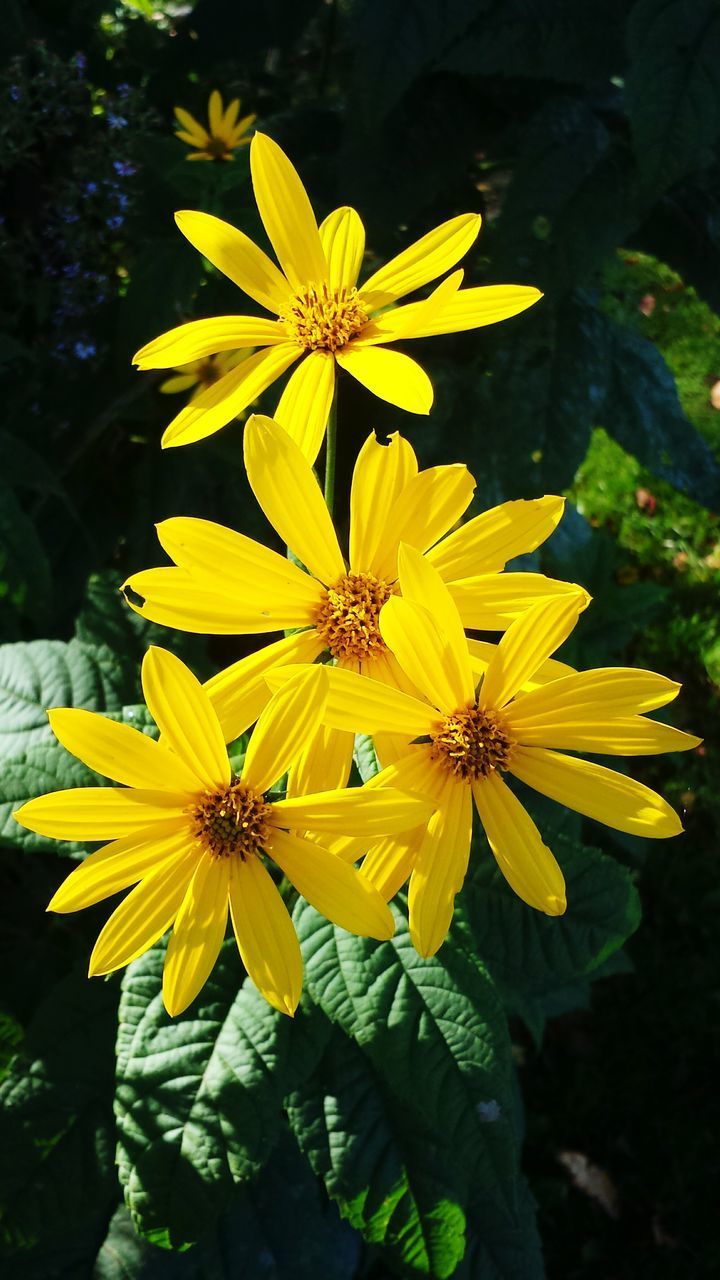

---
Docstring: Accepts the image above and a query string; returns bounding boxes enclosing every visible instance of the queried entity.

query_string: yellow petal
[142,647,230,789]
[509,746,683,838]
[159,373,197,394]
[229,113,256,144]
[156,516,323,616]
[48,708,200,794]
[176,130,208,149]
[123,565,319,634]
[206,630,324,745]
[174,210,289,313]
[173,106,208,144]
[286,723,354,799]
[228,854,302,1015]
[369,463,475,582]
[379,596,462,714]
[133,316,287,370]
[349,431,418,574]
[89,845,201,976]
[372,283,543,337]
[479,593,588,710]
[267,663,435,737]
[268,828,394,940]
[360,213,481,306]
[407,773,473,957]
[271,785,433,837]
[250,132,327,288]
[162,853,230,1016]
[208,89,224,136]
[274,351,335,464]
[510,716,701,755]
[449,573,586,631]
[319,207,365,290]
[427,496,566,579]
[468,639,575,690]
[222,96,241,132]
[14,788,189,841]
[161,345,301,449]
[354,269,463,345]
[472,772,566,914]
[360,828,423,901]
[396,545,474,705]
[504,667,682,726]
[244,414,345,584]
[48,821,193,913]
[335,345,433,414]
[242,665,328,794]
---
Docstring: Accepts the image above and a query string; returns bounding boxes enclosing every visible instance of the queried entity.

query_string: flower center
[193,779,272,860]
[207,135,230,160]
[281,284,368,352]
[314,571,393,662]
[197,357,221,386]
[431,705,514,781]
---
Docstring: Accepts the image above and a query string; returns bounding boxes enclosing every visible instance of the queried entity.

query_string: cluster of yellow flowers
[15,125,699,1020]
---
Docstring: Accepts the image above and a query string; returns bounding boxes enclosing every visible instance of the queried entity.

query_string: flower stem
[324,392,338,514]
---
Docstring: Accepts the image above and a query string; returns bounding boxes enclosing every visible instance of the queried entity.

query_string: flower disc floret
[431,705,514,781]
[193,779,272,860]
[281,283,368,352]
[315,571,394,662]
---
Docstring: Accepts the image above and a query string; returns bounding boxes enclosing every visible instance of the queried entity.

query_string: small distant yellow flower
[174,90,255,162]
[133,132,542,458]
[159,349,252,400]
[122,415,583,792]
[13,650,432,1017]
[289,549,700,957]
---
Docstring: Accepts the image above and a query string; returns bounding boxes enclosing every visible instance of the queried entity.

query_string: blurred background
[0,1,718,1277]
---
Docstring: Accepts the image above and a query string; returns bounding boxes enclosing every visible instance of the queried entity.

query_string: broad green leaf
[115,941,330,1248]
[353,733,381,783]
[0,481,53,640]
[0,971,118,1263]
[627,0,720,196]
[287,1027,466,1277]
[453,1179,545,1279]
[455,829,641,1042]
[0,637,131,762]
[293,903,519,1257]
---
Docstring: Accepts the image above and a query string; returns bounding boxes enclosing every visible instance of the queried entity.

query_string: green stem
[324,392,338,514]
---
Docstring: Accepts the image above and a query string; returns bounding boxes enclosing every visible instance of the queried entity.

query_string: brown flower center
[206,135,230,160]
[281,284,368,352]
[431,705,514,781]
[193,779,272,860]
[314,571,393,662]
[197,357,221,386]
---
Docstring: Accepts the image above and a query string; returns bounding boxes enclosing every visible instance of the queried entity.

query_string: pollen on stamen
[314,571,394,663]
[431,705,515,781]
[193,779,272,860]
[281,283,368,352]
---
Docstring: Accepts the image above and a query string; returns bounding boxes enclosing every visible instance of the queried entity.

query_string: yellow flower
[174,90,255,162]
[290,548,700,957]
[159,348,252,400]
[133,132,542,458]
[13,650,431,1017]
[122,415,584,793]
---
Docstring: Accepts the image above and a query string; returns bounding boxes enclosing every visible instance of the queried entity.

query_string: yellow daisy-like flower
[174,90,255,162]
[122,414,584,793]
[159,348,252,400]
[133,132,542,458]
[13,649,431,1017]
[287,548,700,957]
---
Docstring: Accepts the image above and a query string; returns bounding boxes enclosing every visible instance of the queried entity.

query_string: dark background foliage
[0,1,718,1277]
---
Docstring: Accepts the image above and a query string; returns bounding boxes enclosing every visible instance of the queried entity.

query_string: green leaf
[453,1179,544,1279]
[599,315,720,508]
[0,971,118,1262]
[287,1027,467,1277]
[627,0,720,196]
[455,829,641,1042]
[0,481,53,639]
[353,733,381,783]
[115,941,330,1248]
[0,637,131,763]
[293,903,519,1263]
